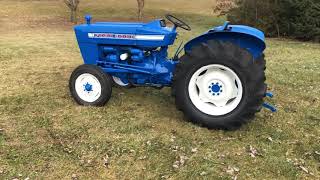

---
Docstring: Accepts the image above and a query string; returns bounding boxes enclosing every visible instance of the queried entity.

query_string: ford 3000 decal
[88,33,165,41]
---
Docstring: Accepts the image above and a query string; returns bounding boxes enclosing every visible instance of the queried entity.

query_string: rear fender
[184,24,266,59]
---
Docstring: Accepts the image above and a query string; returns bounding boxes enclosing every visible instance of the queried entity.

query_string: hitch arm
[263,92,277,112]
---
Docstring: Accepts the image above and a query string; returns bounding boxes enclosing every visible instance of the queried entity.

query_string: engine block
[96,46,177,86]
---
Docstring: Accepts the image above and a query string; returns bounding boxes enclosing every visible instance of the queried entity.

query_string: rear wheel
[188,64,243,116]
[172,41,266,130]
[69,64,112,106]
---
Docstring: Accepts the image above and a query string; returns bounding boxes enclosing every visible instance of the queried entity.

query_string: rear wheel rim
[75,73,102,103]
[188,64,243,116]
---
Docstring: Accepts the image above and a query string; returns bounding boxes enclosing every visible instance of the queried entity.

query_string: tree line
[214,0,320,42]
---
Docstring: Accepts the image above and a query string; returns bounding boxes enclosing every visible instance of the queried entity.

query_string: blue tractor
[69,15,274,130]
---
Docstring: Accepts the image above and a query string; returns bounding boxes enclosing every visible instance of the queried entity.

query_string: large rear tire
[172,41,266,130]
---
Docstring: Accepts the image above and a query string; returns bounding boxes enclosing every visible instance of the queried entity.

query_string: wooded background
[215,0,320,42]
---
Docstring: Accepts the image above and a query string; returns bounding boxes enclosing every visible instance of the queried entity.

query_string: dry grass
[0,0,319,179]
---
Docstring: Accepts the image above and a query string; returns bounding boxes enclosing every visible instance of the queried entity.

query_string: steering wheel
[165,14,191,31]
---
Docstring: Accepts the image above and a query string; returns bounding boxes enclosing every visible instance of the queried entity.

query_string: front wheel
[173,41,266,130]
[69,64,112,106]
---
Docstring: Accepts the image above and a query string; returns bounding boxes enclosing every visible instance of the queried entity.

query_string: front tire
[172,41,266,130]
[69,64,112,106]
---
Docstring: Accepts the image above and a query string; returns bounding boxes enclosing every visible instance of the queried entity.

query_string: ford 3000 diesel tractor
[69,15,275,130]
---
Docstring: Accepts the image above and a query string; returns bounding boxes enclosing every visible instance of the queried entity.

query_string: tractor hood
[74,18,177,49]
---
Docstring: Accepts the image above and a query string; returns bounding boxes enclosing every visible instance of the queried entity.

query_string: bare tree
[64,0,80,23]
[137,0,145,20]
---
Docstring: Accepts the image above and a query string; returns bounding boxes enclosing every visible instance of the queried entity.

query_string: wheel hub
[84,82,93,92]
[209,82,223,96]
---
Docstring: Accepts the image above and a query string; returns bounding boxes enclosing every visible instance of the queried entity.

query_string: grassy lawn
[0,0,319,179]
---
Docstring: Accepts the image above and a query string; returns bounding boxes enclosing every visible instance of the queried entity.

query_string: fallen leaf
[138,156,147,160]
[226,167,234,175]
[172,164,179,169]
[71,173,77,179]
[191,148,198,153]
[248,145,261,157]
[299,166,309,174]
[172,156,189,169]
[226,166,240,175]
[200,171,207,176]
[171,135,176,140]
[171,145,179,152]
[103,155,110,168]
[179,156,188,166]
[129,149,135,153]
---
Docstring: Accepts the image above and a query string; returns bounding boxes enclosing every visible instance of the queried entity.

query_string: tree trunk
[276,23,280,38]
[137,0,145,20]
[64,0,79,23]
[70,10,74,23]
[70,9,77,23]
